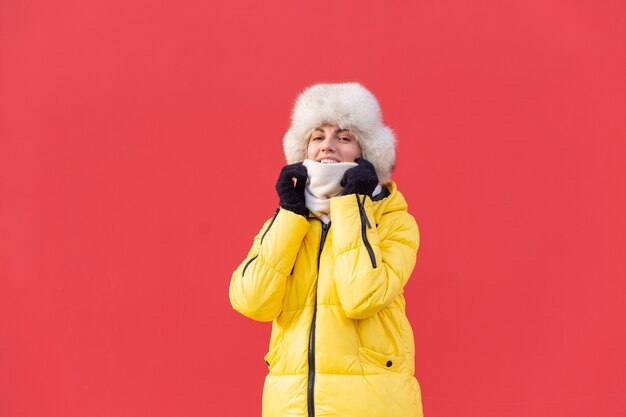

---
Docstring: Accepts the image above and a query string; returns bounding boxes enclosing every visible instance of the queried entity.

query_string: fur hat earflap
[283,82,396,184]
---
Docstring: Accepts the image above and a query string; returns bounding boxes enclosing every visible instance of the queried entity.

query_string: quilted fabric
[230,182,423,417]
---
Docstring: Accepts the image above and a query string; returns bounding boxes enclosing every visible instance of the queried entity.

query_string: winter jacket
[229,182,423,417]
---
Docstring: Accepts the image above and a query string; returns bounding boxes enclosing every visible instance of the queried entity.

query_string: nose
[320,137,335,152]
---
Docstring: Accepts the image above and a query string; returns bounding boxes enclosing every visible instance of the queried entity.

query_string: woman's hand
[341,158,379,196]
[275,162,308,217]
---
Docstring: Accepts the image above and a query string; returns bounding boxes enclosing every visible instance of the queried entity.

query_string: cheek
[307,142,317,159]
[339,145,361,162]
[348,143,362,160]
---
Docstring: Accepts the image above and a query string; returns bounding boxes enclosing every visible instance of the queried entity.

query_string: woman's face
[307,124,362,163]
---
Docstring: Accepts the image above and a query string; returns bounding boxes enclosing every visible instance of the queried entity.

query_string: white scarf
[302,159,357,224]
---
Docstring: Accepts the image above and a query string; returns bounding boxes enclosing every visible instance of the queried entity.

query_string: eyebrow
[314,127,350,134]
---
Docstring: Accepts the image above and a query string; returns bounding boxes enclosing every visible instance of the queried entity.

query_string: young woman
[229,83,423,417]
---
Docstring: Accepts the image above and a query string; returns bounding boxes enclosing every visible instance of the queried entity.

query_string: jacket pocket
[263,343,283,374]
[242,208,281,277]
[359,346,408,375]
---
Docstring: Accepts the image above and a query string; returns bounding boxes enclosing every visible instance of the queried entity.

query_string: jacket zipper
[242,208,281,277]
[356,195,377,268]
[307,221,330,417]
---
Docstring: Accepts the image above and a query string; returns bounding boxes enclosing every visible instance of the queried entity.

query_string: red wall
[1,1,625,416]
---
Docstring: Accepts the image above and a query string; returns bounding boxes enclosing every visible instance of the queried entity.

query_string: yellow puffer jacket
[230,182,423,417]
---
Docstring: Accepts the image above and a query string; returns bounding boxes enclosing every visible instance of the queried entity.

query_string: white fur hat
[282,82,396,184]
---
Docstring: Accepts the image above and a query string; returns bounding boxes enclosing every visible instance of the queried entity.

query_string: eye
[312,136,324,141]
[339,136,351,142]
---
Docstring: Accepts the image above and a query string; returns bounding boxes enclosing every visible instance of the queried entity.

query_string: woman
[229,82,423,417]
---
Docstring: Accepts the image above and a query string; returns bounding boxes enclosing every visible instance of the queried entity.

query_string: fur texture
[283,82,396,184]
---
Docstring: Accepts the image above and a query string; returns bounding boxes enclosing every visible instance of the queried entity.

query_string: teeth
[320,159,337,164]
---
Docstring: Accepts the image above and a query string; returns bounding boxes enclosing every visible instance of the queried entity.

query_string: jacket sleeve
[229,208,310,322]
[329,194,419,319]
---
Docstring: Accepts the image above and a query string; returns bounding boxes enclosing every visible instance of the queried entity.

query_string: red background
[1,1,625,416]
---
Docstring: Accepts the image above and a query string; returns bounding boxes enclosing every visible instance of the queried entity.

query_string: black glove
[275,163,308,217]
[340,158,379,197]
